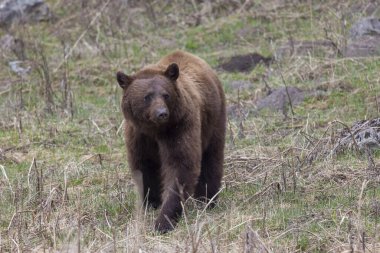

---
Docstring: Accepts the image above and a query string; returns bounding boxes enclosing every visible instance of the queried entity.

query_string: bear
[116,50,226,233]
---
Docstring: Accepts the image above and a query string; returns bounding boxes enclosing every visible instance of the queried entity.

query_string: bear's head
[116,63,180,129]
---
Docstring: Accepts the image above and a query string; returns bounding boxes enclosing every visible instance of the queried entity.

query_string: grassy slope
[0,0,379,252]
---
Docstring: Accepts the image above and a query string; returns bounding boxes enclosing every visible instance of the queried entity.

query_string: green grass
[1,0,380,252]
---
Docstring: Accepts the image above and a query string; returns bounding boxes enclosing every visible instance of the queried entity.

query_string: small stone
[8,60,31,77]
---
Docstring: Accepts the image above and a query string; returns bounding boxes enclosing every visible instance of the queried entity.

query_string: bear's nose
[156,108,169,121]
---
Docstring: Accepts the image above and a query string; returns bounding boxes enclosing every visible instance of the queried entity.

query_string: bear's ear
[164,63,179,81]
[116,71,134,89]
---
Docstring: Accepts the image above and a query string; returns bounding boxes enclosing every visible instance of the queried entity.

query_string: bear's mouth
[151,115,169,125]
[144,114,169,126]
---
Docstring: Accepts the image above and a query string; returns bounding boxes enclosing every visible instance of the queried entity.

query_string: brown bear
[116,50,226,233]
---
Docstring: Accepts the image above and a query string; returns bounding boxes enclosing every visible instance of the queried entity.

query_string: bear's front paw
[154,216,175,233]
[143,197,161,210]
[149,200,161,209]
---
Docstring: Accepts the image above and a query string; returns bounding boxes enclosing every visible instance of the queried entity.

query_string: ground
[0,0,379,252]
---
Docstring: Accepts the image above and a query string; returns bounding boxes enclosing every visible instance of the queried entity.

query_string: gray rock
[349,18,380,39]
[8,60,31,77]
[344,18,380,57]
[0,0,52,29]
[256,87,305,115]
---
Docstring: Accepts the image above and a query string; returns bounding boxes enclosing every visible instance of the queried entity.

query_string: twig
[11,238,20,253]
[116,120,125,136]
[323,28,343,57]
[332,120,360,152]
[7,212,16,231]
[275,62,295,116]
[356,180,368,251]
[35,44,54,114]
[95,226,113,240]
[77,190,82,253]
[262,75,272,94]
[245,182,281,203]
[53,0,111,73]
[0,165,14,195]
[368,76,380,115]
[219,218,261,236]
[91,119,103,133]
[104,209,112,229]
[27,157,36,193]
[205,224,217,253]
[245,225,271,253]
[199,187,224,216]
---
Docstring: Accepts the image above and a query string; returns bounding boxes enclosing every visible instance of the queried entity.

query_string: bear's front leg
[125,126,162,209]
[155,130,201,233]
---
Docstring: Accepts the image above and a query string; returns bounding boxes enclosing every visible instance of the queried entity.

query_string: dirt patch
[275,40,338,59]
[218,53,272,73]
[230,80,254,90]
[316,81,354,92]
[348,2,380,18]
[344,36,380,57]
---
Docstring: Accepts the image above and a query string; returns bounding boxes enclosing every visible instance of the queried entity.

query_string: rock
[255,87,305,115]
[275,40,338,59]
[8,60,31,77]
[218,53,272,73]
[0,0,52,29]
[349,18,380,39]
[0,34,25,59]
[344,18,380,57]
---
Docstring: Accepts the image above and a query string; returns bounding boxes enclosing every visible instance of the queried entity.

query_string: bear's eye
[163,94,170,100]
[144,94,152,103]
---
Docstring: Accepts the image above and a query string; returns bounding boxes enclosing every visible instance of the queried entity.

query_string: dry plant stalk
[35,44,54,114]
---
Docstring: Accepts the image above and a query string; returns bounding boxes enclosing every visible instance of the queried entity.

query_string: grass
[1,0,380,252]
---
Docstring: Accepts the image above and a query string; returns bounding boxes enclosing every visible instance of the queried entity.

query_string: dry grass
[1,0,380,252]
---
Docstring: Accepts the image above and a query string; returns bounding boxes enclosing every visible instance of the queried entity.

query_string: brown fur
[116,51,226,233]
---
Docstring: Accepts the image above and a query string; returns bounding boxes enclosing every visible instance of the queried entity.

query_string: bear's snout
[155,108,169,123]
